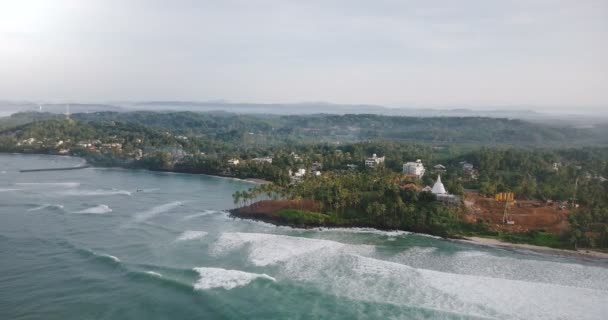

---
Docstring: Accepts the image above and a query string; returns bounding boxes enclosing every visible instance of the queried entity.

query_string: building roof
[431,175,447,194]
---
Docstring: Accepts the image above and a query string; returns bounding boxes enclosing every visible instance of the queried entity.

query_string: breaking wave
[145,271,163,277]
[27,204,65,212]
[181,210,219,220]
[75,204,112,214]
[17,182,80,188]
[192,267,275,290]
[209,232,608,319]
[59,189,132,197]
[211,232,374,267]
[133,201,183,222]
[176,230,208,241]
[317,227,410,237]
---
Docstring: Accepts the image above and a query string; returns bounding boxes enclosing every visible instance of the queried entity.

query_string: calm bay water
[1,154,607,319]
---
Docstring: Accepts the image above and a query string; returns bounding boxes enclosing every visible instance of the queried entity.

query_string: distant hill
[1,111,606,148]
[3,111,597,148]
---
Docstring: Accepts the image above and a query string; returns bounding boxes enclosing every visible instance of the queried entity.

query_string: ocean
[1,154,607,319]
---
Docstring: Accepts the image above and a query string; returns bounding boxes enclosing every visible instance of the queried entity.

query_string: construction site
[463,192,573,234]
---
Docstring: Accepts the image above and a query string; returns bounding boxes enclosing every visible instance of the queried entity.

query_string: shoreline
[1,152,271,185]
[5,152,608,260]
[459,236,608,260]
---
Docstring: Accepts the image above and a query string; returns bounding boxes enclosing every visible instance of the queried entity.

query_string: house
[403,159,425,178]
[289,168,307,184]
[346,164,359,171]
[290,152,302,161]
[461,162,475,177]
[462,162,474,172]
[252,156,273,164]
[227,159,240,166]
[365,154,385,168]
[433,164,447,173]
[311,162,323,171]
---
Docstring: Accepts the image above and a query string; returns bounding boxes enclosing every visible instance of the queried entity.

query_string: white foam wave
[75,204,112,214]
[192,267,275,290]
[318,227,410,237]
[145,271,163,277]
[17,182,80,188]
[419,268,608,320]
[134,201,183,222]
[182,210,218,220]
[0,188,19,192]
[211,232,373,267]
[102,254,120,262]
[27,204,64,212]
[209,232,608,319]
[59,189,132,196]
[390,247,608,291]
[176,230,208,241]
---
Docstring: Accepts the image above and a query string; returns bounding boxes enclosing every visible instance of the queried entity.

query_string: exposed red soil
[231,199,321,218]
[463,192,571,234]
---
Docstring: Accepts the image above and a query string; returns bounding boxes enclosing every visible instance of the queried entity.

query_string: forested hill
[1,111,606,147]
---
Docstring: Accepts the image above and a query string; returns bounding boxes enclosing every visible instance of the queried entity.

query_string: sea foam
[59,189,132,197]
[210,232,608,319]
[182,210,218,221]
[145,271,163,277]
[17,182,80,188]
[192,267,275,290]
[133,201,183,222]
[27,204,65,212]
[211,232,373,267]
[75,204,112,214]
[176,230,208,241]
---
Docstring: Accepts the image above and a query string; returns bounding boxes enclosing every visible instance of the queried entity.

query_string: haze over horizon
[1,0,607,113]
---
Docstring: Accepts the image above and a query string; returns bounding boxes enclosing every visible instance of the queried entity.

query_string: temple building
[431,175,447,194]
[427,175,460,205]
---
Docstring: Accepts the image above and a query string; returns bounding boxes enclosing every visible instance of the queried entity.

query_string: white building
[429,175,459,205]
[403,159,426,178]
[431,175,447,194]
[227,158,240,166]
[252,156,273,164]
[365,154,385,168]
[290,168,307,184]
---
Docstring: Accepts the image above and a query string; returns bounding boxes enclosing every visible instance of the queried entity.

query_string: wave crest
[192,267,275,290]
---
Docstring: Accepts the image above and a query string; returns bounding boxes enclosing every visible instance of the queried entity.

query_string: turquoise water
[1,154,607,319]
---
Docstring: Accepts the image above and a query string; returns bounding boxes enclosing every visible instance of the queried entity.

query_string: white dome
[431,175,447,194]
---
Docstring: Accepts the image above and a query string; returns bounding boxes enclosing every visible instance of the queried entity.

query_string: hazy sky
[1,0,607,111]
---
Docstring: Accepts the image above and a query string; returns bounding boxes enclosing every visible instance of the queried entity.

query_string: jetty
[19,165,90,173]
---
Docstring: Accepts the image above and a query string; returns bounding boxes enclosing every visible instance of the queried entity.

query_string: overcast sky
[1,0,607,111]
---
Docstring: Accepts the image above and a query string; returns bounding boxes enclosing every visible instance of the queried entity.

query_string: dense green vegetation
[1,111,607,249]
[235,170,458,236]
[3,111,607,147]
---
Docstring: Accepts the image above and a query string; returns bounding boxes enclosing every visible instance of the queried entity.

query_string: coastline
[5,152,607,260]
[460,236,608,260]
[1,152,271,185]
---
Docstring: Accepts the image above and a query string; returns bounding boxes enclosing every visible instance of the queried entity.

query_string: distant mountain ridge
[1,100,606,126]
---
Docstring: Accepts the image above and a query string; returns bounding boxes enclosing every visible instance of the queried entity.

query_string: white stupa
[431,175,447,195]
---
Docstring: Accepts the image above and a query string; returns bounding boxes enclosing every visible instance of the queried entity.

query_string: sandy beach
[462,236,608,259]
